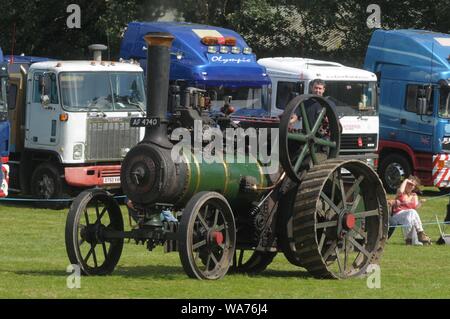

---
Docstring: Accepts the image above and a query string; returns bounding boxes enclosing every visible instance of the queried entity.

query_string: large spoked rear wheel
[279,94,340,183]
[293,160,388,279]
[231,249,277,274]
[179,192,236,280]
[65,188,124,275]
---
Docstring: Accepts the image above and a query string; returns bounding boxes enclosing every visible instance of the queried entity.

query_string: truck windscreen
[59,72,146,112]
[207,85,270,112]
[0,77,7,112]
[439,86,450,119]
[323,81,377,117]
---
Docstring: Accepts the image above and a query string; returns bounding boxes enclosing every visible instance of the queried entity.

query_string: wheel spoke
[213,209,219,228]
[84,246,93,264]
[192,239,207,250]
[95,201,100,219]
[339,174,347,210]
[206,255,212,270]
[335,246,343,274]
[91,244,98,268]
[318,232,327,252]
[347,236,371,258]
[313,137,337,148]
[345,175,365,202]
[210,252,219,265]
[352,224,367,240]
[216,224,225,232]
[343,236,348,272]
[320,192,341,216]
[316,220,338,229]
[354,209,379,218]
[331,171,337,203]
[84,209,90,225]
[323,241,337,261]
[350,194,362,213]
[288,133,308,143]
[299,103,311,133]
[311,107,327,135]
[196,212,210,231]
[96,207,107,224]
[101,242,108,259]
[293,145,309,172]
[238,249,244,267]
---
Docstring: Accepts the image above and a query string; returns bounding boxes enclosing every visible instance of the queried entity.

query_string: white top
[258,57,377,81]
[29,60,143,73]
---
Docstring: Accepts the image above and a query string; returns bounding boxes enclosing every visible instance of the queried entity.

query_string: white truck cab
[8,58,145,198]
[258,57,379,164]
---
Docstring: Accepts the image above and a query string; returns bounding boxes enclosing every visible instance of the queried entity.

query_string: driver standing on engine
[289,79,337,128]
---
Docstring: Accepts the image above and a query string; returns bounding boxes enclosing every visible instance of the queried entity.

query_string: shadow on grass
[0,200,69,210]
[10,265,313,280]
[11,265,185,280]
[245,269,311,278]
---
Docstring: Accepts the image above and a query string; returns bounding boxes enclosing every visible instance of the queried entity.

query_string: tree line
[0,0,449,68]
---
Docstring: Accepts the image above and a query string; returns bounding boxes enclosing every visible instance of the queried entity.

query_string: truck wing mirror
[416,97,428,115]
[40,73,52,108]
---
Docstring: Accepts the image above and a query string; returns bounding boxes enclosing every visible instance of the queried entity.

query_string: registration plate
[103,176,120,184]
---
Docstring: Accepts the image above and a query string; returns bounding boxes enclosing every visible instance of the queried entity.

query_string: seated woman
[390,176,432,245]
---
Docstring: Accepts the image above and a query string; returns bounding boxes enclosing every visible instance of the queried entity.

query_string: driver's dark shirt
[299,96,337,129]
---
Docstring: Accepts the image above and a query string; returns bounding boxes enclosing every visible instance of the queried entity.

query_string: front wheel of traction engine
[65,188,124,275]
[292,160,389,279]
[179,192,236,280]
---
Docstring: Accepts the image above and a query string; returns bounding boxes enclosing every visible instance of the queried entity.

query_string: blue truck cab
[0,48,10,162]
[0,48,10,196]
[120,22,272,117]
[364,29,450,192]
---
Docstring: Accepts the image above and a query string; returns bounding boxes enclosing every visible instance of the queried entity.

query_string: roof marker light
[201,36,219,46]
[243,47,252,54]
[231,46,241,54]
[207,46,218,54]
[224,37,237,46]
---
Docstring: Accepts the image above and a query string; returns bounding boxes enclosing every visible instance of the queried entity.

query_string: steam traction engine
[65,33,389,280]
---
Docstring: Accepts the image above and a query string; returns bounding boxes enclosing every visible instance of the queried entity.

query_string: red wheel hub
[211,231,224,246]
[343,213,356,230]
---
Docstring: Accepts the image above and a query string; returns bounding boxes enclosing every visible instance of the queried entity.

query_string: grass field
[1,188,450,299]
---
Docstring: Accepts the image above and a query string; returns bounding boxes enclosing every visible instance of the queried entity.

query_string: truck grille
[86,117,140,161]
[340,134,378,151]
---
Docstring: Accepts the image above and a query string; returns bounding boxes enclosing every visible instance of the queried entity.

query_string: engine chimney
[88,44,107,62]
[142,32,174,149]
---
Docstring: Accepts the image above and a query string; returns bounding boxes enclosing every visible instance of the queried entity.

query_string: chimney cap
[88,44,108,51]
[144,32,174,48]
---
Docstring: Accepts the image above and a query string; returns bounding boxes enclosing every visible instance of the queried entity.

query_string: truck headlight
[73,144,83,160]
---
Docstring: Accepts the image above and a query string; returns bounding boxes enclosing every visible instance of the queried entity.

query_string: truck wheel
[379,154,411,194]
[31,163,68,208]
